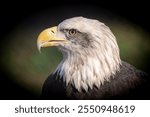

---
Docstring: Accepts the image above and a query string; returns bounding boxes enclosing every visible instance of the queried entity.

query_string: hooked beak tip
[37,43,41,53]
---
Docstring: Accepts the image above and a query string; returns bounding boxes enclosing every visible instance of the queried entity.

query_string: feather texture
[42,61,149,99]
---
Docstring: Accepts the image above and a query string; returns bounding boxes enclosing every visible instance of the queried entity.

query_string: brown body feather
[41,61,149,99]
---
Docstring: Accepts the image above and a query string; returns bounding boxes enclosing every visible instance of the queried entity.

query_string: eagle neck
[55,49,121,92]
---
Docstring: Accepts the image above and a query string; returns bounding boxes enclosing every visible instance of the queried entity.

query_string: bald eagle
[37,17,149,99]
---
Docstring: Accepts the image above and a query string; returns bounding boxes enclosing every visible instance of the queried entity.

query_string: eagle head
[37,17,121,92]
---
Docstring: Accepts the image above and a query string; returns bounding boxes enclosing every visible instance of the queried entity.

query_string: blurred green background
[0,10,150,98]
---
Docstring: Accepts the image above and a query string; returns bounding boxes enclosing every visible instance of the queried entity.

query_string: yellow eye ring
[68,29,76,36]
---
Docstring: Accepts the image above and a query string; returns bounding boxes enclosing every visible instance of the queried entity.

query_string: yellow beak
[37,26,67,51]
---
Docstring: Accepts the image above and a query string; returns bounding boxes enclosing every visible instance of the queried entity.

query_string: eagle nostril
[51,30,55,34]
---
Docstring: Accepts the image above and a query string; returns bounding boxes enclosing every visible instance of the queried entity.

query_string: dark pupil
[69,29,76,35]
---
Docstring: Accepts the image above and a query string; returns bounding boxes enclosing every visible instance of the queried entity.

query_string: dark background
[0,1,149,99]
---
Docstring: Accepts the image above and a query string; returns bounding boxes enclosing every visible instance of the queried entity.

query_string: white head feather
[54,17,121,92]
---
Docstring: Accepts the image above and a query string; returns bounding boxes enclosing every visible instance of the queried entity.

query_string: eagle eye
[68,29,76,36]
